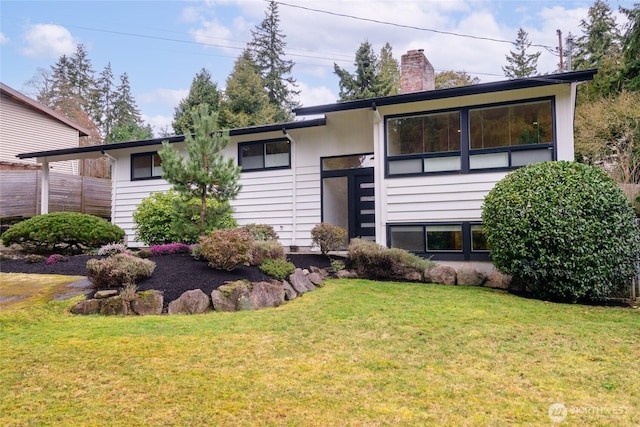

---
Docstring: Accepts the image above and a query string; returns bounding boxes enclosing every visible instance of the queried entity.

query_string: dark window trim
[131,151,163,181]
[386,221,491,261]
[238,137,291,172]
[384,96,556,178]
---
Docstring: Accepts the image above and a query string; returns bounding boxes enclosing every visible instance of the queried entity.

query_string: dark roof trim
[1,82,91,136]
[293,69,597,116]
[17,117,326,160]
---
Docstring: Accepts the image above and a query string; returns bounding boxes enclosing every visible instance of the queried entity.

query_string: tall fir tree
[378,42,401,96]
[218,50,278,129]
[334,41,383,101]
[502,28,541,78]
[248,0,299,122]
[172,68,221,135]
[95,63,116,141]
[620,4,640,91]
[159,103,241,233]
[108,73,152,142]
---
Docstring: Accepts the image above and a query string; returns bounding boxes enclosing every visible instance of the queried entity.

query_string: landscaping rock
[427,265,457,285]
[335,269,358,279]
[99,296,128,315]
[484,270,512,290]
[281,280,298,301]
[211,280,251,312]
[404,271,422,282]
[71,299,100,315]
[307,272,324,287]
[456,266,487,286]
[249,281,285,309]
[310,266,329,279]
[94,290,118,299]
[130,290,163,315]
[168,289,212,315]
[289,268,316,294]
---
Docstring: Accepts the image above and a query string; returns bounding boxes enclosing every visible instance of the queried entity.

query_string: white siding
[0,93,79,174]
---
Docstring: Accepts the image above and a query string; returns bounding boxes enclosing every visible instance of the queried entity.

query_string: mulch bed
[1,253,336,308]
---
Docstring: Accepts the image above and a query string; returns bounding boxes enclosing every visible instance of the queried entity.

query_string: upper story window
[131,152,162,180]
[239,138,290,172]
[386,98,555,176]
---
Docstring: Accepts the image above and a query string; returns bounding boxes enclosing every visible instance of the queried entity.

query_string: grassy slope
[0,279,638,426]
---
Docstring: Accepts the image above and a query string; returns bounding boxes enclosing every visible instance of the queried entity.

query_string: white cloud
[138,88,189,107]
[142,114,174,138]
[0,32,9,45]
[296,82,336,109]
[21,23,77,58]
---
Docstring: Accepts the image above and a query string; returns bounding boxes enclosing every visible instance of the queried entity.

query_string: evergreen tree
[435,70,480,89]
[172,68,221,135]
[248,0,299,121]
[95,63,116,140]
[378,42,401,95]
[108,73,151,142]
[334,41,383,101]
[620,4,640,91]
[502,28,541,78]
[573,0,621,70]
[218,50,278,129]
[159,103,241,233]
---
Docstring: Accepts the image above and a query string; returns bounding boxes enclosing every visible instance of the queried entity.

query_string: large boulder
[281,280,298,301]
[307,272,324,287]
[249,281,285,309]
[336,269,358,279]
[456,266,487,286]
[211,280,252,312]
[484,270,512,290]
[168,289,212,315]
[99,295,128,315]
[130,290,163,315]
[288,269,316,294]
[71,298,101,315]
[427,265,457,286]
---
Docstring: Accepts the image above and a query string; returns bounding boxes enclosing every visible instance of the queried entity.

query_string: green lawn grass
[1,279,638,426]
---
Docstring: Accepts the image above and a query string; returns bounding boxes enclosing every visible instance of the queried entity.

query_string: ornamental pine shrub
[86,254,156,289]
[347,238,435,281]
[259,257,295,280]
[199,228,253,271]
[311,223,347,255]
[133,190,237,245]
[482,161,640,302]
[2,212,125,255]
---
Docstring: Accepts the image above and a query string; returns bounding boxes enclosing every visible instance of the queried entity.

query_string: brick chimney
[401,49,435,93]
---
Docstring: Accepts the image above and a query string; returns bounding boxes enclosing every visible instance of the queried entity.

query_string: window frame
[387,222,490,261]
[131,151,163,181]
[385,97,556,177]
[238,138,291,172]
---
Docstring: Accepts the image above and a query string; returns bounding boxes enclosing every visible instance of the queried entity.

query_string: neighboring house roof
[0,82,90,137]
[293,69,597,116]
[16,117,327,161]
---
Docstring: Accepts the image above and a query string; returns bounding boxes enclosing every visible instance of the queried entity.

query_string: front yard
[0,278,638,426]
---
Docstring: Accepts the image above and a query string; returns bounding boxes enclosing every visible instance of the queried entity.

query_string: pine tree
[218,50,278,129]
[574,0,621,70]
[378,42,401,96]
[95,63,116,140]
[108,73,151,142]
[620,4,640,91]
[159,103,241,232]
[334,41,382,101]
[248,0,299,121]
[172,68,221,135]
[502,28,541,78]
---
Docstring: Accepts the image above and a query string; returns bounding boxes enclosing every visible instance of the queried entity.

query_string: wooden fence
[0,170,111,219]
[620,183,640,212]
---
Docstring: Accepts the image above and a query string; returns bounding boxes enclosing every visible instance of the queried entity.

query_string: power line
[274,1,557,51]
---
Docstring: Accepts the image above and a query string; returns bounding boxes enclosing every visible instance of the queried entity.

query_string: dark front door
[353,173,375,241]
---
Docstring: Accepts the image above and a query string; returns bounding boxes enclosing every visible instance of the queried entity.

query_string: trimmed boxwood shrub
[311,223,347,255]
[482,161,640,302]
[2,212,125,255]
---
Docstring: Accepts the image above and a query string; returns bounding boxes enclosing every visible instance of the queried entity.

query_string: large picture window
[131,152,162,180]
[239,139,290,171]
[386,98,555,176]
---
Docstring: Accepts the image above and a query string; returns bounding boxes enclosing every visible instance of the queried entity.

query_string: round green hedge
[2,212,125,254]
[481,161,640,302]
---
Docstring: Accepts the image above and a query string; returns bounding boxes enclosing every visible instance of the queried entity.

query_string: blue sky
[0,0,633,135]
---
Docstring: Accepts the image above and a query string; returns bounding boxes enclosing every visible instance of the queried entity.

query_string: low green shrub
[311,223,347,255]
[482,161,640,302]
[200,228,253,271]
[259,258,295,280]
[347,238,435,281]
[2,213,124,255]
[86,254,156,289]
[190,244,203,261]
[242,223,279,241]
[133,190,237,245]
[250,240,286,266]
[136,249,153,259]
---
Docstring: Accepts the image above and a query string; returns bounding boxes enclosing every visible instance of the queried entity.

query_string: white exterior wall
[0,93,79,174]
[374,84,577,244]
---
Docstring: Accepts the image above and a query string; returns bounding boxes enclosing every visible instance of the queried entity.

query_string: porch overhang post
[40,157,49,214]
